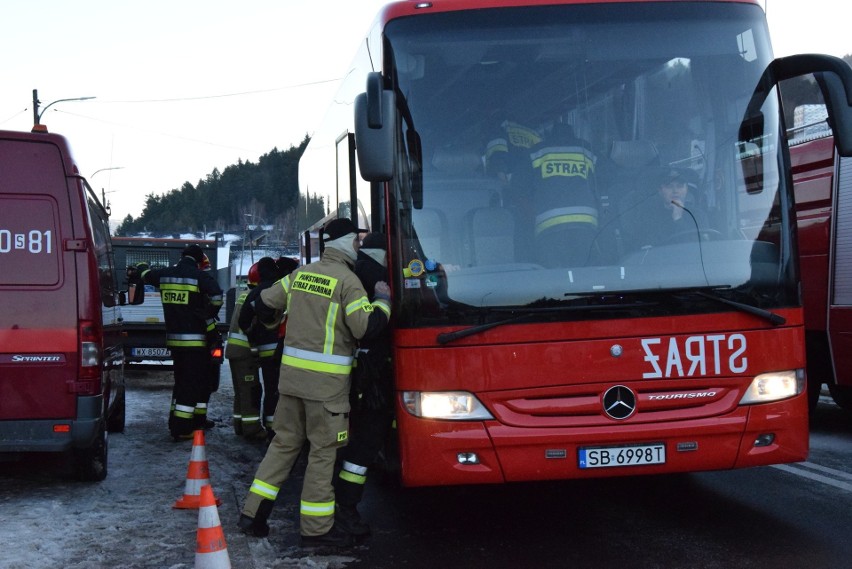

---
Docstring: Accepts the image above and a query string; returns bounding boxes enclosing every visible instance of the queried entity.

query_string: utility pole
[32,89,39,126]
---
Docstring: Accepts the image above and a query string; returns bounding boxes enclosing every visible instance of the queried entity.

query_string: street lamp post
[91,167,124,217]
[90,167,125,180]
[32,89,95,126]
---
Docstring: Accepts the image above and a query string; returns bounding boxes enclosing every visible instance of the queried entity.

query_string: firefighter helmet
[198,253,211,271]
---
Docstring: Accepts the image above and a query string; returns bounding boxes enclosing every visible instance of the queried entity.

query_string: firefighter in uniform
[225,259,272,440]
[129,244,224,440]
[199,252,222,427]
[238,256,290,439]
[333,232,394,537]
[529,122,599,267]
[263,256,300,439]
[238,218,391,548]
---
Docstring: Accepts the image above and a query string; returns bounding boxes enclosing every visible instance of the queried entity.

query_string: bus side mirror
[407,127,423,209]
[738,112,764,143]
[355,72,396,182]
[815,71,852,157]
[767,54,852,156]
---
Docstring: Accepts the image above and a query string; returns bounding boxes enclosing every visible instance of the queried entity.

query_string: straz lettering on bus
[292,272,338,299]
[162,290,189,304]
[641,334,748,378]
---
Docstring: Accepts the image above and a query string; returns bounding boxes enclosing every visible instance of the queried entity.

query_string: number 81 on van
[0,230,53,254]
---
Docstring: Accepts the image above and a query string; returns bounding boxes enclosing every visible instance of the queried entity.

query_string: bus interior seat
[599,140,660,256]
[602,140,659,207]
[412,207,449,262]
[463,206,515,266]
[420,146,502,266]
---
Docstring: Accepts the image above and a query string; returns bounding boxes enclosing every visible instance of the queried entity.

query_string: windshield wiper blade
[436,314,533,345]
[694,290,786,326]
[436,301,652,345]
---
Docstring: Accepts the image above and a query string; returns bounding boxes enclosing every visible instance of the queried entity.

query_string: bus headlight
[739,369,804,404]
[402,391,494,420]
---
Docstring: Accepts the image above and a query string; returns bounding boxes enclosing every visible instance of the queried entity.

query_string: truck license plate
[578,443,666,469]
[131,347,171,357]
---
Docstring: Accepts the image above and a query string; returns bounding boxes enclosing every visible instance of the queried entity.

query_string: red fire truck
[788,113,852,412]
[299,0,852,487]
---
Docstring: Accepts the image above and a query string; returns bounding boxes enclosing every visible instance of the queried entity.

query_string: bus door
[828,152,852,388]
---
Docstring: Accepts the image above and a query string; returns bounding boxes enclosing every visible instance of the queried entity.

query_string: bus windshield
[386,3,793,325]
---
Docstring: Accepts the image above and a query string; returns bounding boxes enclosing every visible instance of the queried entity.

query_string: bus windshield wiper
[435,299,651,345]
[436,313,534,345]
[692,289,786,326]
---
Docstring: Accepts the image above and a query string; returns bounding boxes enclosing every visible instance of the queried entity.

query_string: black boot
[300,524,354,548]
[238,499,273,537]
[335,503,370,536]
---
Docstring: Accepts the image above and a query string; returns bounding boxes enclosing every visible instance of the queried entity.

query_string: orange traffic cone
[195,484,231,569]
[174,430,221,509]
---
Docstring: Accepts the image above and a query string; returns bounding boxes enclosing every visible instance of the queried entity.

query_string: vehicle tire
[806,378,822,415]
[828,383,852,412]
[106,388,126,433]
[74,420,108,482]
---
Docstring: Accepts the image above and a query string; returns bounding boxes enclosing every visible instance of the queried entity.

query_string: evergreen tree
[114,137,309,236]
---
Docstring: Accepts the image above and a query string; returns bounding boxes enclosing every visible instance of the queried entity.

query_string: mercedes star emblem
[602,385,637,420]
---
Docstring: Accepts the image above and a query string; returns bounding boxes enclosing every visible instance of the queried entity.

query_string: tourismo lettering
[641,334,748,378]
[293,272,337,299]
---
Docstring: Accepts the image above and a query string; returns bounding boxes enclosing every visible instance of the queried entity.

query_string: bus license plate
[578,443,665,469]
[131,347,171,357]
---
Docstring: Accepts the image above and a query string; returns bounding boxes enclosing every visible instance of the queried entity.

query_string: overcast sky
[0,0,847,224]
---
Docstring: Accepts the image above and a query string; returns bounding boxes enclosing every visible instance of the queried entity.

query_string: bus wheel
[828,383,852,412]
[74,421,109,482]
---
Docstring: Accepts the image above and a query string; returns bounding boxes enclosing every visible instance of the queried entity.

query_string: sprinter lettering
[0,229,53,254]
[641,334,748,378]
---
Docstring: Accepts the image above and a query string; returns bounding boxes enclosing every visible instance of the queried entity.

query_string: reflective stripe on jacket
[225,291,252,359]
[140,256,223,344]
[258,247,391,401]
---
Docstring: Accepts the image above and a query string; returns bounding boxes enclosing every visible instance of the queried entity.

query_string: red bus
[789,113,852,413]
[299,0,852,486]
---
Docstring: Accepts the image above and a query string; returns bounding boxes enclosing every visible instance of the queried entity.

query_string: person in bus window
[640,166,708,246]
[529,122,600,267]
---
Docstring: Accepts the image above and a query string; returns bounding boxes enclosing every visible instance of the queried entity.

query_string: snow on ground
[0,364,360,569]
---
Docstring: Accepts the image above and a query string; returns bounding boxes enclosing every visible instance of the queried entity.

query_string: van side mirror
[127,281,145,305]
[355,72,396,181]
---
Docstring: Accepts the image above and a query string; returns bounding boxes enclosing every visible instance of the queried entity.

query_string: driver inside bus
[638,166,708,247]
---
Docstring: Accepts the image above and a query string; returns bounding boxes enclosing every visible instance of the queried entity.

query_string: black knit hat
[360,232,387,251]
[275,256,299,278]
[322,218,368,243]
[182,244,205,263]
[256,257,278,281]
[656,166,698,186]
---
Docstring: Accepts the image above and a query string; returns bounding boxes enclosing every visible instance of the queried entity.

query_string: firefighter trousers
[228,354,262,437]
[258,355,280,428]
[169,347,212,437]
[242,393,350,536]
[334,407,394,506]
